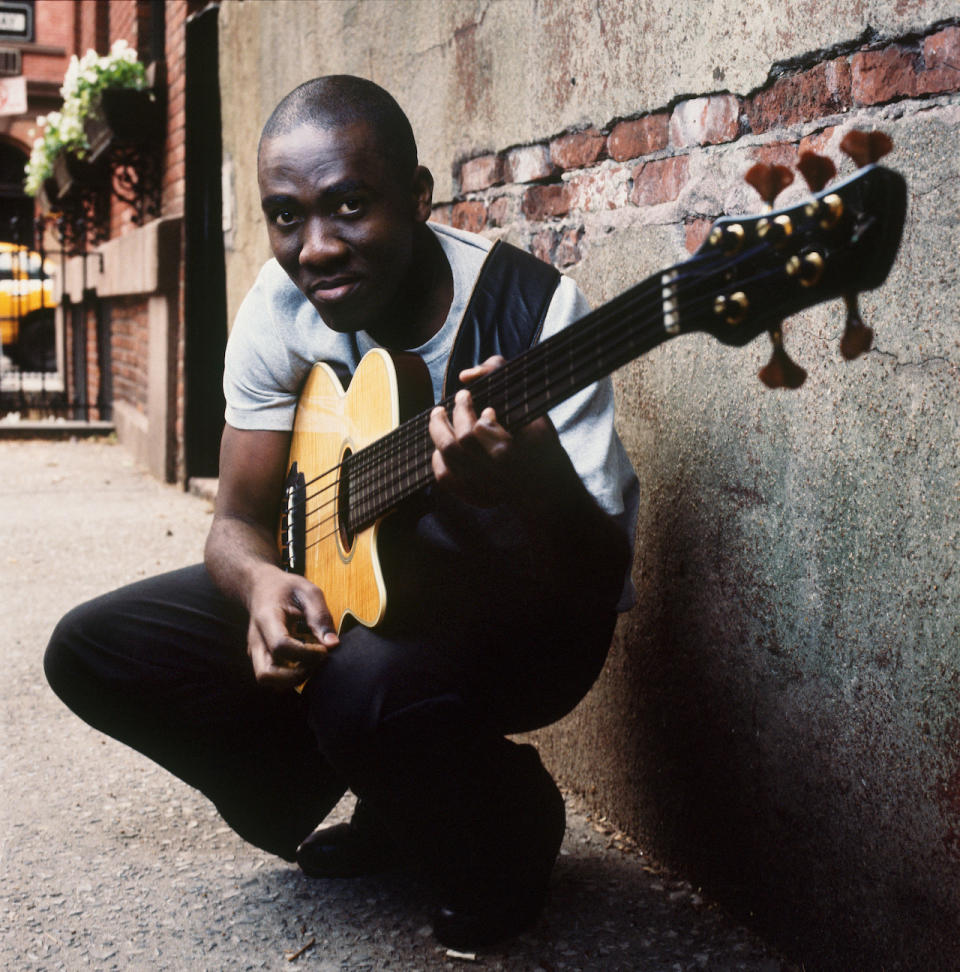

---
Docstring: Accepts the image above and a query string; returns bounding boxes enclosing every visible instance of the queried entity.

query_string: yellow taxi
[0,242,57,371]
[0,242,57,369]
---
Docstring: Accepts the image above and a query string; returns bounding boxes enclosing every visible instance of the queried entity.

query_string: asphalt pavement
[1,437,790,971]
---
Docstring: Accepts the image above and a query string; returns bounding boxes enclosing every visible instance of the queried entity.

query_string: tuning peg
[745,162,795,208]
[839,293,874,360]
[758,328,807,389]
[797,151,837,192]
[839,129,893,167]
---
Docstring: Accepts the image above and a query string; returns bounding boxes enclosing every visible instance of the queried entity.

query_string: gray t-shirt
[224,222,639,605]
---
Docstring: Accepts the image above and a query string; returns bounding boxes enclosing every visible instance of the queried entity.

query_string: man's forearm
[513,438,630,596]
[204,513,282,608]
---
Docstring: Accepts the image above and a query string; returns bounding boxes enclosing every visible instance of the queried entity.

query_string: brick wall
[107,2,142,240]
[59,0,193,480]
[109,0,137,52]
[27,0,193,480]
[163,0,188,218]
[109,295,150,412]
[439,26,960,267]
[24,3,74,84]
[73,0,108,58]
[99,2,150,428]
[166,0,191,484]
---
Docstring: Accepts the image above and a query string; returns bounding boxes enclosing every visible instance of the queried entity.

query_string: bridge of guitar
[281,461,306,575]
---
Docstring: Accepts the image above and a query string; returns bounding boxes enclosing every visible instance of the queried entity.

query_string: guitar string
[343,239,788,498]
[295,242,725,511]
[289,246,796,556]
[291,282,675,552]
[292,191,841,518]
[287,262,674,527]
[291,263,680,537]
[291,264,671,505]
[341,238,782,490]
[302,186,866,541]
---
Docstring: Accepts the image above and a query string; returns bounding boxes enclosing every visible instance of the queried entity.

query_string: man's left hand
[428,356,558,509]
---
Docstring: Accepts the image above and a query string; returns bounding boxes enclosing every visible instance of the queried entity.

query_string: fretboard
[342,265,682,535]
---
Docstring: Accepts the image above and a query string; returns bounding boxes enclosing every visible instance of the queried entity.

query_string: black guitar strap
[441,240,561,398]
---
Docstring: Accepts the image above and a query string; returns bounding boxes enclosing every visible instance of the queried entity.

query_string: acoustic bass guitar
[280,132,907,632]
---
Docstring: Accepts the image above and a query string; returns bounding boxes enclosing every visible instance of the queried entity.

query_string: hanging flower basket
[85,87,162,162]
[23,39,150,200]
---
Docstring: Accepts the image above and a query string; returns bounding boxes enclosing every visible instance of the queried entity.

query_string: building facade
[0,0,224,484]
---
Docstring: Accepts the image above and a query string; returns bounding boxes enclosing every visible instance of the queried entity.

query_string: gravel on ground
[1,438,791,971]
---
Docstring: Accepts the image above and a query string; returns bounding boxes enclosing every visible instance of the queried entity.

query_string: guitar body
[286,348,434,632]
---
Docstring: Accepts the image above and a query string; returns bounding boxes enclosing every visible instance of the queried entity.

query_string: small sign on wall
[0,2,32,43]
[0,74,26,115]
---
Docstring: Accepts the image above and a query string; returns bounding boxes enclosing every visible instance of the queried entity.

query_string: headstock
[681,130,906,388]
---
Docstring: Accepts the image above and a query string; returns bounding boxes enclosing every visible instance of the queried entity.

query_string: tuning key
[840,293,874,360]
[758,328,807,389]
[745,162,795,208]
[839,129,893,167]
[797,151,837,192]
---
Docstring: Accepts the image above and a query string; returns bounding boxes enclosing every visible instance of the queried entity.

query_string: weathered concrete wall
[218,3,960,968]
[218,0,956,328]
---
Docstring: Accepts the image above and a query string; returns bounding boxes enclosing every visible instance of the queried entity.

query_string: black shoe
[296,801,398,878]
[432,766,566,949]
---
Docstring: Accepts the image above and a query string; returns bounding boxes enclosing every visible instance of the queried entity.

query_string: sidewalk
[1,438,789,971]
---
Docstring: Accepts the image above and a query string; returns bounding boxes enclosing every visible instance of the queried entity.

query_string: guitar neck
[343,162,909,535]
[287,161,907,582]
[468,272,675,428]
[344,267,676,534]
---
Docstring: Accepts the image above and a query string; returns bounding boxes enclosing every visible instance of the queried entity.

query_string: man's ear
[411,165,434,223]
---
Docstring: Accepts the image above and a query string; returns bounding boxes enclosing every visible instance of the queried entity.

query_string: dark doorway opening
[183,3,227,478]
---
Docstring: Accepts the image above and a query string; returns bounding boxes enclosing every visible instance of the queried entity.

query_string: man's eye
[272,209,299,227]
[337,198,363,216]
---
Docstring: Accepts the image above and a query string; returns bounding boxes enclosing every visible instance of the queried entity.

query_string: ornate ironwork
[86,85,164,226]
[43,177,111,254]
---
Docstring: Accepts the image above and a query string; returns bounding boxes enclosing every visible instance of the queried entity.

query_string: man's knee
[44,600,97,705]
[304,630,455,761]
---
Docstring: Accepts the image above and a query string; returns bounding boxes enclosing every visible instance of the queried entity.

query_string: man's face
[258,121,430,334]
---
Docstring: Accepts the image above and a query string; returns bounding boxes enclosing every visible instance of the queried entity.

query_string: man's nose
[299,217,348,266]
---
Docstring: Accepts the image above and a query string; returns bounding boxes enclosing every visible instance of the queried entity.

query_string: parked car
[0,242,57,372]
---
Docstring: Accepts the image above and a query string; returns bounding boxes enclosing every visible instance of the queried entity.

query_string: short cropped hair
[260,75,418,178]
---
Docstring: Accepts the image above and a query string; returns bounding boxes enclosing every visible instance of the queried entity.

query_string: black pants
[44,547,617,893]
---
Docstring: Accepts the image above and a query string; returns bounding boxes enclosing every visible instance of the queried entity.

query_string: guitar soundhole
[338,448,354,554]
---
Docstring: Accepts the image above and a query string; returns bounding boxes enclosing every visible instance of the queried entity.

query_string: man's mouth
[309,277,361,303]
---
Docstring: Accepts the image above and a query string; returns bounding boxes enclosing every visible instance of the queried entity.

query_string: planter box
[85,88,162,162]
[52,151,106,198]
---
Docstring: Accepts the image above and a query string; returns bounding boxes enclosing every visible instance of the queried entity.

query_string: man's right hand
[204,425,341,690]
[245,564,340,690]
